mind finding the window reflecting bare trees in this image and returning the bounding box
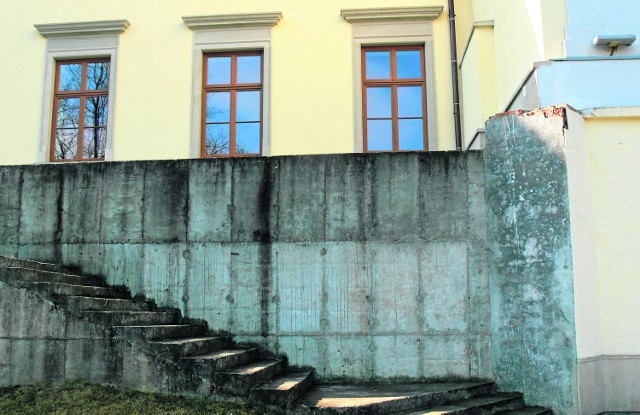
[52,59,109,161]
[202,52,262,157]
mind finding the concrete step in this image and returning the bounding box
[81,310,180,326]
[0,255,72,274]
[396,393,524,414]
[24,281,129,298]
[183,348,260,371]
[298,382,495,415]
[216,359,287,395]
[0,267,104,286]
[149,336,229,357]
[112,324,207,340]
[251,370,315,408]
[60,296,153,312]
[500,407,552,415]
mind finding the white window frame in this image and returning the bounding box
[183,13,282,158]
[342,7,443,152]
[35,20,129,162]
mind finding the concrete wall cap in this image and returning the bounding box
[182,12,283,30]
[34,19,130,37]
[341,6,444,23]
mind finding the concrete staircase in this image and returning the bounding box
[0,255,551,414]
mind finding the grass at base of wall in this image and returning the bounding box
[0,380,282,415]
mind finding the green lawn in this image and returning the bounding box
[0,381,282,415]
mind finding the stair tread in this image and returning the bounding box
[1,267,103,284]
[67,296,140,302]
[183,348,254,360]
[30,281,111,288]
[500,407,551,415]
[82,311,174,315]
[222,359,284,375]
[397,393,523,414]
[150,336,222,345]
[256,371,313,391]
[300,382,493,409]
[113,324,190,328]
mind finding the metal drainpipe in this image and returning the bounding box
[448,0,463,151]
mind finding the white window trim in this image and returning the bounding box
[342,7,443,152]
[183,13,282,158]
[35,20,129,163]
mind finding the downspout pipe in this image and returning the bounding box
[448,0,463,150]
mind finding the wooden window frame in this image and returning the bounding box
[201,50,264,158]
[361,45,428,152]
[50,57,110,162]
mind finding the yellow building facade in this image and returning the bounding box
[0,0,465,165]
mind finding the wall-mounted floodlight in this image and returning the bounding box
[593,34,636,55]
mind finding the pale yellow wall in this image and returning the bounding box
[461,36,482,145]
[454,0,474,60]
[472,0,496,22]
[460,26,497,146]
[584,117,640,356]
[0,0,461,165]
[565,109,600,360]
[492,0,566,109]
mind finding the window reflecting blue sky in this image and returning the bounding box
[367,87,391,118]
[236,123,260,154]
[398,86,423,117]
[237,56,261,84]
[399,119,424,150]
[365,51,391,80]
[396,51,422,79]
[367,119,393,151]
[236,91,261,121]
[207,57,231,85]
[206,92,230,122]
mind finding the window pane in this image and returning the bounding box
[56,98,81,129]
[366,87,392,119]
[59,63,82,91]
[396,51,422,79]
[54,128,78,159]
[399,119,424,151]
[207,57,231,85]
[367,120,392,151]
[85,96,108,127]
[87,62,110,90]
[236,91,261,122]
[236,123,261,154]
[237,55,261,84]
[365,51,391,79]
[397,86,423,118]
[83,127,106,158]
[206,92,230,122]
[205,124,230,155]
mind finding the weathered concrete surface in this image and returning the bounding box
[484,109,579,414]
[0,152,490,381]
[0,277,203,392]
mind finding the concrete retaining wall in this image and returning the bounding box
[0,152,491,381]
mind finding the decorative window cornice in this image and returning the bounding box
[182,12,282,30]
[341,6,444,23]
[34,20,130,38]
